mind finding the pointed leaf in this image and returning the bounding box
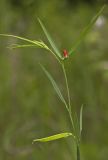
[0,34,52,51]
[69,5,106,55]
[74,111,80,141]
[8,44,41,49]
[8,43,49,50]
[38,18,62,59]
[0,34,49,49]
[40,64,68,109]
[80,105,83,135]
[32,132,75,143]
[0,34,38,44]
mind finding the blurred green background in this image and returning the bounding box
[0,0,108,160]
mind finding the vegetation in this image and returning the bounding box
[0,1,108,160]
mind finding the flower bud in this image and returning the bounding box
[63,49,68,58]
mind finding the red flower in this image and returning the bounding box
[63,49,68,58]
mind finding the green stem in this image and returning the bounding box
[62,63,71,109]
[62,62,80,156]
[61,62,77,138]
[77,145,80,160]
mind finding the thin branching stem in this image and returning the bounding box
[61,62,76,138]
[61,62,80,155]
[62,63,71,108]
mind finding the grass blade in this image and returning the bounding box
[0,34,39,44]
[8,43,49,50]
[38,18,62,59]
[32,132,75,143]
[40,64,68,109]
[0,34,49,49]
[0,34,52,51]
[8,44,42,49]
[80,105,83,135]
[74,111,80,142]
[69,5,106,55]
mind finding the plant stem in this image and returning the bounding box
[62,63,71,110]
[62,62,81,160]
[77,145,80,160]
[61,62,76,136]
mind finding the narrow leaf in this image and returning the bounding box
[32,132,74,143]
[74,111,80,141]
[40,64,68,109]
[8,44,41,49]
[0,34,39,44]
[8,43,49,50]
[69,5,106,55]
[38,18,62,59]
[0,34,49,49]
[0,34,51,51]
[80,105,83,135]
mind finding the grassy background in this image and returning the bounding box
[0,0,108,159]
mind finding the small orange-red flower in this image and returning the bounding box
[63,49,68,58]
